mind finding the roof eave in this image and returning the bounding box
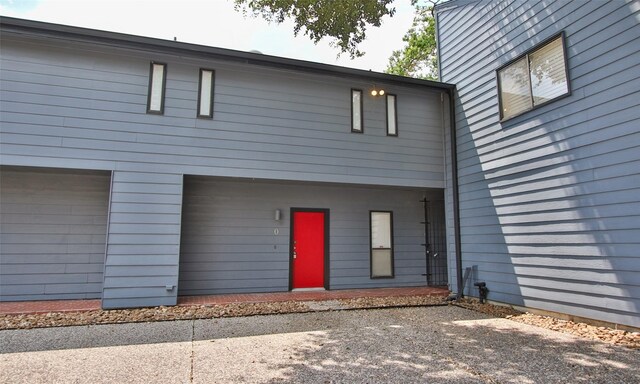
[0,16,455,91]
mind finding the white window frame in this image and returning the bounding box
[147,62,167,114]
[497,32,570,121]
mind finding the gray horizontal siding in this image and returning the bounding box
[0,34,446,189]
[0,166,109,301]
[437,0,640,327]
[179,177,445,295]
[102,171,183,309]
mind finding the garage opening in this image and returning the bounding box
[0,166,110,301]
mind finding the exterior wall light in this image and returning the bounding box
[371,88,385,97]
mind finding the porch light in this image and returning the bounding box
[370,87,385,97]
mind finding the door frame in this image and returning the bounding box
[288,207,330,290]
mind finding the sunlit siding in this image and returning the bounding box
[437,0,640,327]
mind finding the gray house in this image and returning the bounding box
[2,0,638,331]
[436,0,639,329]
[0,17,455,309]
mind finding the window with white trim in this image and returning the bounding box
[147,62,167,114]
[497,33,570,121]
[370,211,394,278]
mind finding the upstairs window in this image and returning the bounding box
[147,62,167,114]
[198,69,215,118]
[386,94,398,136]
[351,89,363,133]
[370,211,394,278]
[497,33,570,121]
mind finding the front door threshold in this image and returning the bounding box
[291,288,326,292]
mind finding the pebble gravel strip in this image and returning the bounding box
[1,295,638,349]
[453,299,640,349]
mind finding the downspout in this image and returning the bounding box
[447,88,463,300]
[435,3,463,300]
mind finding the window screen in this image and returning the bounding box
[529,37,568,105]
[498,33,570,120]
[498,58,532,119]
[370,211,394,278]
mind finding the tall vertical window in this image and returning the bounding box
[147,62,167,114]
[198,69,215,118]
[497,32,570,120]
[386,94,398,136]
[370,211,394,278]
[351,89,363,133]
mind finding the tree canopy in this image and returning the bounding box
[384,4,438,80]
[233,0,439,78]
[234,0,395,58]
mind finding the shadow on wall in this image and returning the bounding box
[453,97,520,304]
[453,0,639,327]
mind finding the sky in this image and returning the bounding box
[0,0,417,72]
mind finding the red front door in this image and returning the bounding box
[292,211,325,289]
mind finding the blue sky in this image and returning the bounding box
[0,0,417,72]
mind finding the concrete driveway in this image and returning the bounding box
[1,306,638,383]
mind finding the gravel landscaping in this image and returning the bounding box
[1,295,638,349]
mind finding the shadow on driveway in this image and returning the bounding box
[1,306,638,383]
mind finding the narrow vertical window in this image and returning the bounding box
[370,211,394,278]
[351,89,363,133]
[147,62,167,114]
[386,94,398,136]
[198,68,215,118]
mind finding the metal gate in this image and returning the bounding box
[421,198,448,286]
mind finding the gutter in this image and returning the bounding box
[0,16,455,92]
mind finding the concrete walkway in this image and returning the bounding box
[1,306,638,383]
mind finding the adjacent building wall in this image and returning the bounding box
[437,0,640,327]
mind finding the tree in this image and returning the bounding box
[384,3,438,80]
[234,0,440,78]
[233,0,395,59]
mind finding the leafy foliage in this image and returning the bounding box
[234,0,395,58]
[385,3,438,80]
